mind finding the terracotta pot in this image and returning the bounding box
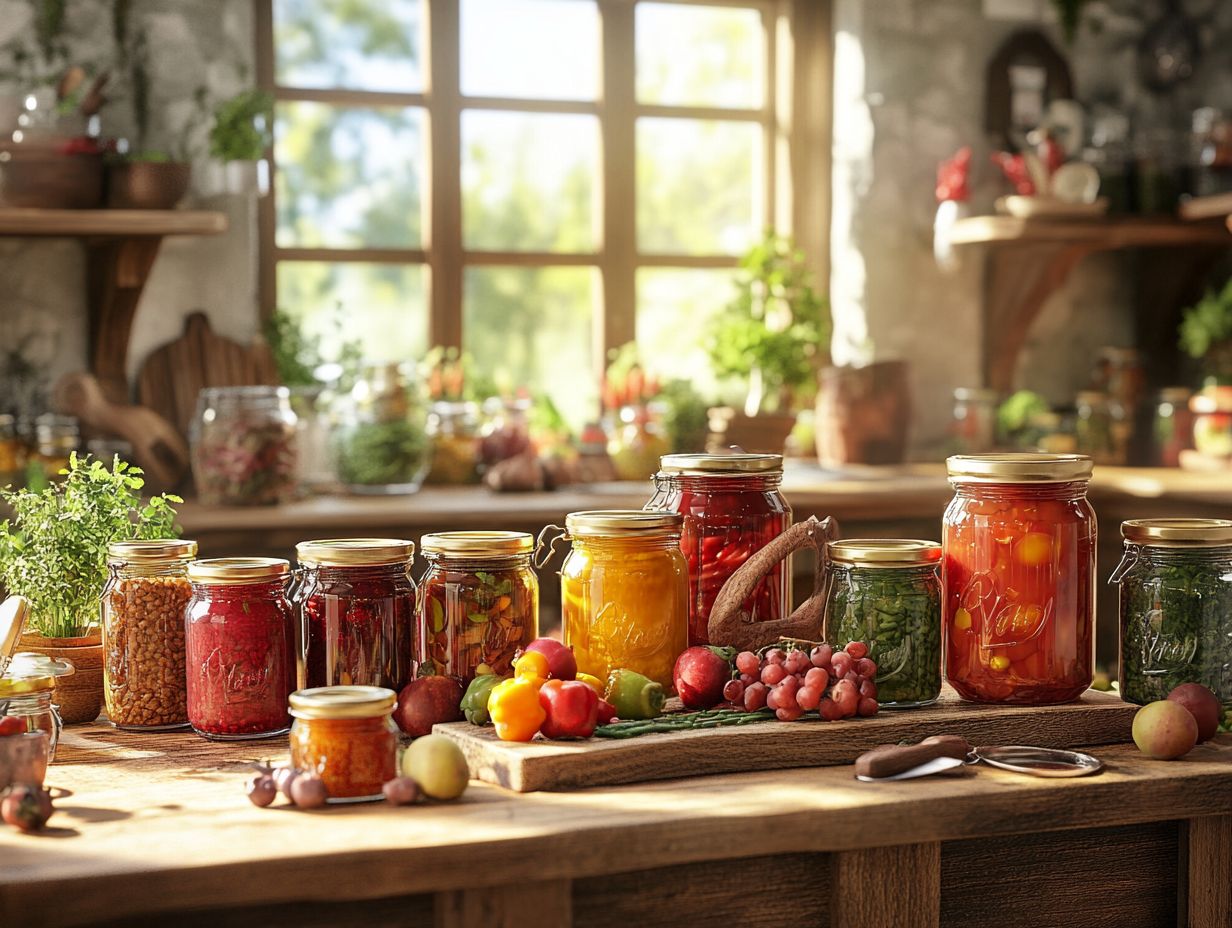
[0,149,103,208]
[706,407,797,454]
[106,161,191,209]
[815,361,912,467]
[18,631,104,724]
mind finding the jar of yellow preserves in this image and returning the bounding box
[555,510,687,690]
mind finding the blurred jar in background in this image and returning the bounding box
[426,400,481,485]
[949,387,999,453]
[0,414,27,486]
[1075,391,1119,465]
[1152,387,1194,467]
[35,414,78,479]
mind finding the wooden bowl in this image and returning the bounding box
[0,149,104,208]
[106,161,191,210]
[18,631,104,724]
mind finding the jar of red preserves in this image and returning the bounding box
[293,539,415,692]
[647,453,791,645]
[943,454,1096,704]
[416,532,538,683]
[185,558,296,739]
[288,686,398,803]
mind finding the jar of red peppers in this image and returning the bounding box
[647,453,791,645]
[293,539,416,692]
[289,686,398,803]
[416,532,538,683]
[185,558,296,740]
[943,454,1096,704]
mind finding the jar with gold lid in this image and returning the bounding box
[288,685,399,803]
[1,597,73,765]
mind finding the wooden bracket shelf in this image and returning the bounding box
[0,207,228,400]
[950,215,1232,391]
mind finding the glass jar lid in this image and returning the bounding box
[0,650,75,696]
[289,685,397,720]
[187,557,291,585]
[296,538,416,567]
[420,531,532,558]
[657,453,782,475]
[566,510,683,537]
[108,539,199,566]
[1121,518,1232,547]
[828,539,942,568]
[947,453,1093,484]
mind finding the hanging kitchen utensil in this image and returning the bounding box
[855,734,1103,781]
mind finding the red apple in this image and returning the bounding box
[1167,683,1221,744]
[394,676,464,737]
[673,646,735,709]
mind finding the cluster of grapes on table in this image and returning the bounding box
[723,642,880,721]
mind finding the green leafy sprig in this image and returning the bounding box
[0,455,181,639]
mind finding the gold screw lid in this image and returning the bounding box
[1121,518,1232,547]
[0,650,75,697]
[657,453,783,475]
[296,538,415,567]
[420,531,532,558]
[289,685,397,720]
[828,539,942,567]
[107,539,199,565]
[187,557,291,585]
[565,510,683,537]
[947,453,1093,484]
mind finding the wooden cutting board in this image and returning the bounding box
[136,311,279,439]
[434,686,1138,792]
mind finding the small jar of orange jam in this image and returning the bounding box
[288,686,398,803]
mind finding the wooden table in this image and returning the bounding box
[2,723,1229,927]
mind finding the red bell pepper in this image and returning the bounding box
[538,679,599,739]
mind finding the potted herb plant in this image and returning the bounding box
[1179,279,1232,460]
[202,88,273,195]
[0,455,180,723]
[706,233,829,453]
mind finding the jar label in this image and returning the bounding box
[1136,610,1197,673]
[958,571,1053,651]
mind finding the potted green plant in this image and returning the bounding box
[0,455,180,722]
[203,88,273,195]
[706,233,830,453]
[1179,279,1232,460]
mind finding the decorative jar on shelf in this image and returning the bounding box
[190,386,298,506]
[333,363,431,494]
[425,400,481,485]
[608,404,669,482]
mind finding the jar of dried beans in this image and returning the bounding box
[416,532,538,683]
[101,540,197,730]
[185,558,296,740]
[289,685,398,802]
[294,538,416,692]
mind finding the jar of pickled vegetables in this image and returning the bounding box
[416,532,538,683]
[333,363,432,494]
[426,401,481,485]
[102,540,197,731]
[1112,519,1232,708]
[648,453,791,646]
[293,539,416,692]
[288,686,398,803]
[556,511,688,689]
[943,454,1096,704]
[825,539,942,708]
[191,386,298,506]
[185,558,296,740]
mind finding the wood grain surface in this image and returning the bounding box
[435,687,1138,792]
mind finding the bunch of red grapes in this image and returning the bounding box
[723,642,879,722]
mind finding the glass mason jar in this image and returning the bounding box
[943,454,1096,704]
[1112,519,1232,708]
[0,656,69,767]
[425,400,481,485]
[333,363,432,494]
[0,413,27,488]
[949,388,1000,454]
[35,413,78,480]
[1190,386,1232,459]
[416,532,538,683]
[1153,387,1194,467]
[294,539,416,693]
[190,386,298,506]
[478,396,532,470]
[101,540,197,731]
[825,539,942,708]
[288,686,399,803]
[1075,391,1117,464]
[647,453,791,646]
[609,405,670,482]
[556,510,688,689]
[185,558,296,740]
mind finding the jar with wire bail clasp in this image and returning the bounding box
[101,539,197,731]
[294,538,416,693]
[0,597,73,786]
[288,685,399,803]
[416,532,538,683]
[825,540,942,708]
[1112,519,1232,711]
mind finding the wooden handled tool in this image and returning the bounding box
[854,735,973,780]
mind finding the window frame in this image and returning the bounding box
[256,0,831,392]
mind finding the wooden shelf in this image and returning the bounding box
[950,214,1232,247]
[0,207,228,400]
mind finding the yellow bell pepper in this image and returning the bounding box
[575,672,604,695]
[513,650,550,680]
[487,676,546,742]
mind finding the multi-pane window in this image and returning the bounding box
[263,0,810,426]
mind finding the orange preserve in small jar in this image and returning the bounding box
[288,686,398,803]
[943,454,1096,704]
[558,510,688,689]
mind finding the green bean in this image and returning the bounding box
[593,708,775,738]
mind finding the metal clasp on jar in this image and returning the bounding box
[533,524,570,570]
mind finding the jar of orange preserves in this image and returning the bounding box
[288,686,398,803]
[555,511,688,690]
[942,454,1096,704]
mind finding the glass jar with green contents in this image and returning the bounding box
[1112,519,1232,710]
[825,539,942,708]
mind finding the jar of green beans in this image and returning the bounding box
[824,540,942,708]
[1112,519,1232,709]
